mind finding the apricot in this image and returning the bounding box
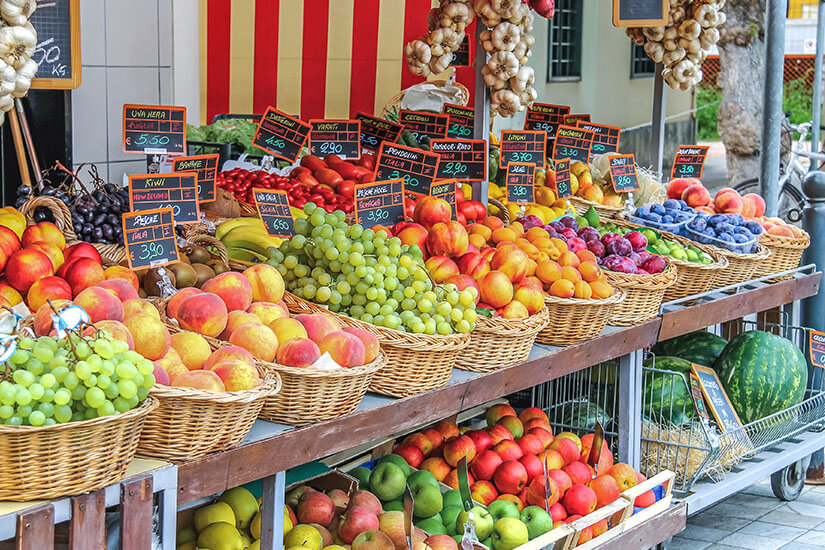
[73,286,124,323]
[482,217,504,231]
[525,227,547,242]
[122,298,161,321]
[123,313,171,360]
[229,322,279,362]
[536,260,563,285]
[268,317,308,344]
[6,248,54,292]
[468,233,486,250]
[558,251,580,268]
[478,271,514,308]
[176,292,229,338]
[342,327,380,364]
[276,337,321,368]
[533,237,553,250]
[97,279,139,302]
[499,299,529,319]
[573,281,592,299]
[203,346,255,370]
[170,331,213,370]
[575,250,598,264]
[0,283,22,306]
[26,276,71,312]
[561,266,582,283]
[242,264,285,303]
[166,287,203,320]
[589,280,614,299]
[578,261,602,283]
[509,222,524,237]
[550,238,568,254]
[519,242,540,261]
[247,301,288,325]
[469,224,492,242]
[319,330,367,367]
[549,279,575,298]
[491,227,516,244]
[294,313,342,344]
[514,279,545,315]
[172,369,225,392]
[104,265,140,291]
[202,272,254,312]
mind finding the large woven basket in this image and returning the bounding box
[186,233,230,265]
[570,196,624,220]
[756,231,810,282]
[488,197,510,224]
[537,289,624,346]
[0,397,157,501]
[604,263,678,326]
[258,353,386,426]
[710,244,772,289]
[283,292,471,397]
[380,81,470,121]
[137,366,279,462]
[456,306,549,372]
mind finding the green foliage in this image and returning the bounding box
[696,85,721,141]
[784,74,814,127]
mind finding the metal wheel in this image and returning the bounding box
[734,178,806,224]
[771,456,811,501]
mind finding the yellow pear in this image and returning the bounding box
[194,502,235,533]
[250,508,292,540]
[219,487,260,530]
[197,521,244,550]
[284,524,322,549]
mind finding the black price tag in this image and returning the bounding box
[810,330,825,368]
[577,121,622,156]
[252,106,312,163]
[173,154,219,203]
[253,188,295,237]
[122,104,186,155]
[308,119,361,159]
[506,163,535,204]
[554,158,573,199]
[129,173,200,224]
[451,34,470,66]
[499,130,546,169]
[431,139,487,181]
[609,154,641,192]
[356,112,404,152]
[354,178,406,229]
[524,103,570,141]
[553,125,595,163]
[399,110,449,143]
[443,104,475,138]
[671,145,709,179]
[564,114,590,125]
[431,179,458,220]
[691,364,750,441]
[375,142,440,197]
[122,207,180,270]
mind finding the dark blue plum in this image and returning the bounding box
[635,206,651,218]
[733,233,750,243]
[744,221,763,235]
[708,214,726,226]
[662,215,675,224]
[650,203,666,215]
[663,199,681,210]
[647,213,663,223]
[718,232,735,243]
[690,217,708,232]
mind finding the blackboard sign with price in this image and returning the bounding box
[431,179,458,220]
[354,179,406,229]
[524,103,570,141]
[253,107,312,163]
[123,105,186,155]
[431,139,487,181]
[609,154,641,192]
[691,363,749,441]
[671,145,709,179]
[500,131,547,169]
[577,122,622,156]
[554,159,573,199]
[129,173,200,224]
[399,110,449,142]
[308,120,361,159]
[442,104,475,139]
[810,330,825,369]
[553,125,595,163]
[122,208,180,270]
[173,154,219,203]
[564,114,590,126]
[375,142,440,197]
[30,0,82,89]
[506,163,536,204]
[356,112,404,152]
[613,0,668,27]
[253,189,295,237]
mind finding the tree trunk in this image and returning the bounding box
[717,0,766,186]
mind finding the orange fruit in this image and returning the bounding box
[576,250,598,264]
[549,279,575,298]
[526,227,548,242]
[573,281,592,299]
[520,242,540,259]
[536,260,562,285]
[550,238,568,254]
[589,280,614,299]
[561,266,582,283]
[547,247,561,261]
[578,261,602,283]
[483,217,504,231]
[558,251,581,268]
[526,259,537,277]
[492,228,517,244]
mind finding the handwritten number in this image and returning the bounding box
[138,242,164,261]
[319,142,343,154]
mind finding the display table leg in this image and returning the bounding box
[618,350,643,470]
[261,471,286,550]
[15,503,54,550]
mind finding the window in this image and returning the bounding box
[631,43,656,78]
[547,0,583,81]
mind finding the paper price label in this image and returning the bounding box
[375,142,440,197]
[356,112,404,152]
[443,104,475,138]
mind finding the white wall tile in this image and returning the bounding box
[160,67,172,106]
[106,67,161,162]
[71,67,108,164]
[108,159,151,185]
[158,0,173,66]
[104,0,159,66]
[79,0,106,66]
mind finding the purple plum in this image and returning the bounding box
[624,231,648,253]
[578,227,601,243]
[601,232,622,247]
[559,227,578,240]
[549,221,565,232]
[641,255,667,274]
[610,256,638,274]
[587,240,606,258]
[559,216,578,230]
[606,238,633,257]
[567,237,587,253]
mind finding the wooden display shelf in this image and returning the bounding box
[591,502,687,550]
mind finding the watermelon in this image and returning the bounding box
[713,330,807,425]
[643,356,694,422]
[559,402,611,432]
[652,330,728,367]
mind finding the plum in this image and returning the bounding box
[606,237,633,257]
[641,255,667,274]
[602,254,622,270]
[559,216,578,230]
[718,233,735,243]
[663,199,681,210]
[634,206,651,218]
[566,237,587,253]
[559,227,578,240]
[744,221,763,235]
[647,213,663,223]
[733,233,751,243]
[523,215,543,227]
[662,215,675,224]
[637,268,650,274]
[601,232,622,247]
[637,251,652,263]
[549,221,565,232]
[624,231,648,253]
[610,256,638,274]
[689,217,708,232]
[678,200,690,210]
[708,214,726,227]
[587,240,606,258]
[578,227,601,243]
[650,204,666,215]
[629,251,642,266]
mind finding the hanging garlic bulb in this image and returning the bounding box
[12,57,36,97]
[0,59,16,95]
[0,22,36,69]
[0,0,36,27]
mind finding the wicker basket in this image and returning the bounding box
[488,197,510,224]
[710,244,772,289]
[604,263,678,326]
[186,234,230,265]
[569,196,624,220]
[137,366,279,462]
[282,292,471,397]
[258,353,386,426]
[756,231,810,282]
[20,195,77,241]
[0,397,157,501]
[537,289,624,346]
[456,306,549,372]
[380,81,470,120]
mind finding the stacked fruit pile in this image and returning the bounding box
[216,216,286,265]
[177,486,265,549]
[486,171,572,225]
[569,162,624,209]
[137,243,232,297]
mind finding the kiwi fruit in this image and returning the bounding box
[206,258,230,275]
[143,268,176,296]
[178,254,191,264]
[192,263,216,287]
[182,245,211,265]
[168,262,198,289]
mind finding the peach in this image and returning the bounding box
[714,190,744,214]
[209,359,262,391]
[63,257,104,296]
[0,283,22,306]
[478,271,514,308]
[498,300,529,319]
[22,222,65,250]
[170,331,213,370]
[73,286,124,323]
[26,276,71,311]
[229,322,279,362]
[33,299,70,336]
[6,248,53,292]
[30,241,64,271]
[396,223,429,253]
[427,221,469,258]
[172,369,225,391]
[247,301,288,325]
[276,337,322,367]
[123,313,171,360]
[320,330,367,367]
[268,317,307,342]
[0,225,20,257]
[84,320,134,350]
[122,298,160,321]
[104,265,140,291]
[513,278,543,315]
[63,242,101,265]
[457,251,491,280]
[176,292,228,337]
[743,193,766,217]
[491,245,529,283]
[342,327,380,364]
[667,178,695,200]
[166,287,203,320]
[153,363,170,385]
[97,279,139,302]
[155,357,187,382]
[445,275,480,303]
[681,184,711,208]
[425,256,459,283]
[203,345,255,370]
[768,224,796,237]
[294,313,342,344]
[202,272,254,311]
[413,196,452,229]
[242,263,285,303]
[219,310,261,339]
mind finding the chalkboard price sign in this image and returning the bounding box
[173,154,219,203]
[577,121,622,156]
[129,173,200,224]
[122,207,180,270]
[564,114,590,126]
[451,34,471,66]
[354,178,406,229]
[609,154,641,193]
[554,159,573,199]
[356,112,405,152]
[123,105,187,155]
[308,119,361,159]
[253,189,295,237]
[399,110,449,143]
[252,107,312,163]
[431,179,458,220]
[506,163,536,204]
[671,145,709,179]
[30,0,81,90]
[553,125,595,163]
[690,363,748,438]
[499,131,547,169]
[613,0,668,27]
[689,373,710,420]
[431,139,487,181]
[524,103,570,141]
[810,330,825,369]
[375,142,440,197]
[442,104,475,139]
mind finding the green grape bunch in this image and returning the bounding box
[0,330,156,426]
[264,203,477,336]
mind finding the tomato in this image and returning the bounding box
[297,173,320,187]
[470,200,487,220]
[300,155,327,171]
[356,154,376,170]
[404,200,415,221]
[360,171,376,183]
[338,180,356,197]
[459,201,478,222]
[324,154,344,166]
[456,210,467,226]
[333,161,359,180]
[314,168,344,187]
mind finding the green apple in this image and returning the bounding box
[383,499,404,512]
[487,500,520,522]
[407,470,439,490]
[350,467,372,488]
[519,506,553,540]
[378,454,411,478]
[456,506,494,541]
[416,517,447,535]
[451,534,463,545]
[482,537,492,548]
[369,462,406,501]
[442,489,463,510]
[491,518,528,550]
[441,506,462,535]
[412,482,443,518]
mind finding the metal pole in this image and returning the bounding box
[473,19,490,206]
[650,63,666,175]
[617,350,643,470]
[760,0,787,216]
[810,0,825,162]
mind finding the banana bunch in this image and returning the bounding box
[216,217,283,264]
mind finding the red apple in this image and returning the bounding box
[470,450,503,481]
[493,460,528,495]
[466,429,494,453]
